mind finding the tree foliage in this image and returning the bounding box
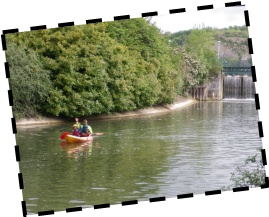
[106,18,183,104]
[181,49,207,92]
[5,42,52,119]
[184,28,222,78]
[6,19,183,118]
[6,19,237,119]
[168,27,222,94]
[169,25,250,67]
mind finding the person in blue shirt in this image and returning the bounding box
[79,119,93,137]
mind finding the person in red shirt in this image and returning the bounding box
[72,124,80,137]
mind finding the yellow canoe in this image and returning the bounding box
[65,134,94,143]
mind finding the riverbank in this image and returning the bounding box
[16,96,196,127]
[92,96,196,120]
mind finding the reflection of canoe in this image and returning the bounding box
[60,141,93,159]
[65,134,94,143]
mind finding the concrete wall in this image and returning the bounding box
[207,74,224,100]
[189,73,223,101]
[189,85,207,101]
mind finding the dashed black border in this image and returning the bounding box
[11,117,17,134]
[58,22,75,28]
[254,93,260,110]
[225,1,242,7]
[18,173,24,189]
[233,186,249,192]
[86,18,103,24]
[38,210,54,216]
[121,200,138,206]
[251,66,257,82]
[149,196,166,202]
[21,201,27,217]
[114,15,130,21]
[2,1,268,216]
[169,8,186,14]
[205,190,221,196]
[177,193,193,199]
[197,4,214,11]
[30,25,47,31]
[8,89,13,106]
[66,207,82,213]
[94,203,110,209]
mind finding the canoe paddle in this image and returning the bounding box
[60,132,70,140]
[93,132,104,136]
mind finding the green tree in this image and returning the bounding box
[106,18,167,60]
[6,20,183,118]
[167,30,192,46]
[5,42,52,119]
[181,48,207,93]
[169,25,251,69]
[184,28,222,78]
[106,18,183,104]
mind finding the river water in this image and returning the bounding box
[17,100,262,214]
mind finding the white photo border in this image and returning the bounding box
[1,1,268,217]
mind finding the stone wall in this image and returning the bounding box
[207,74,224,100]
[189,74,224,101]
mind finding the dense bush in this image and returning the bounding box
[5,42,52,119]
[6,19,236,119]
[6,19,183,118]
[106,18,183,104]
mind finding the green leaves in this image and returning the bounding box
[184,28,221,77]
[104,18,181,108]
[6,19,184,118]
[222,150,266,190]
[6,42,53,119]
[181,49,207,92]
[167,27,222,94]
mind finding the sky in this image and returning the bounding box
[151,6,246,33]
